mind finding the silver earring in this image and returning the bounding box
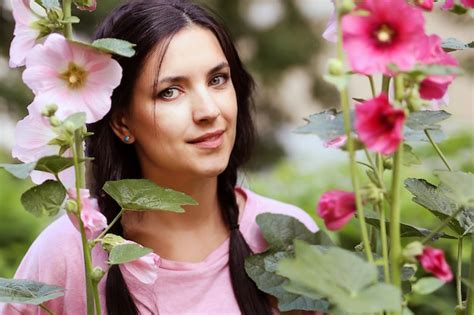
[124,135,131,143]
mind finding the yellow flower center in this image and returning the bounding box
[60,62,88,89]
[376,24,394,44]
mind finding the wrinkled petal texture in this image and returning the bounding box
[9,0,41,67]
[342,0,427,75]
[122,252,161,284]
[317,190,356,231]
[23,33,122,123]
[355,93,405,155]
[67,188,107,239]
[417,247,453,282]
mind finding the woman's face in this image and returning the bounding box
[118,26,238,182]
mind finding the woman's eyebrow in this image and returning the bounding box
[158,61,229,84]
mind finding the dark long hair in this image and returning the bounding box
[87,1,272,314]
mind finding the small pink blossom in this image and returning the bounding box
[417,35,458,101]
[122,252,160,284]
[417,247,453,282]
[317,190,356,231]
[355,93,405,155]
[323,135,347,148]
[342,0,428,75]
[74,0,97,11]
[9,0,45,68]
[67,188,107,239]
[415,0,434,11]
[23,33,122,123]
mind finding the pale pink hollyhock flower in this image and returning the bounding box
[355,93,405,155]
[9,0,46,68]
[415,0,434,11]
[417,247,453,282]
[317,190,356,231]
[322,1,337,43]
[74,0,97,11]
[122,252,161,284]
[67,188,107,239]
[417,35,458,101]
[323,135,347,148]
[342,0,428,75]
[23,33,122,123]
[31,166,76,188]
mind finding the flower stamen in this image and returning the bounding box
[375,24,394,44]
[60,62,88,89]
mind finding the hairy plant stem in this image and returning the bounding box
[457,238,464,308]
[467,234,474,314]
[424,129,453,171]
[389,76,404,315]
[335,0,373,263]
[62,0,73,40]
[71,133,96,315]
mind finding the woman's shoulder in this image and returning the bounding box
[238,187,318,253]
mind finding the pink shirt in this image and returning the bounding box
[0,188,318,314]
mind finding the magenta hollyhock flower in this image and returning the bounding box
[342,0,428,75]
[441,0,454,9]
[122,252,161,284]
[67,188,107,239]
[355,93,405,155]
[317,190,356,231]
[9,0,45,68]
[415,0,434,11]
[417,247,453,282]
[461,0,474,7]
[23,33,122,123]
[417,35,458,101]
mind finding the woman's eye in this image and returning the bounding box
[159,88,180,100]
[210,74,228,86]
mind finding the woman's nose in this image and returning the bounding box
[192,87,221,123]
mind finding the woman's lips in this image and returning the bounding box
[189,131,224,149]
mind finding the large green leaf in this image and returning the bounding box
[103,179,197,212]
[0,278,64,305]
[294,109,353,141]
[91,38,136,57]
[0,162,36,179]
[278,242,401,313]
[405,110,451,131]
[402,144,421,167]
[434,170,474,207]
[442,37,474,52]
[363,212,456,241]
[245,213,331,312]
[108,243,153,265]
[21,180,66,217]
[404,178,474,236]
[412,277,445,295]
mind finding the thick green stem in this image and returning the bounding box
[368,75,376,97]
[62,0,73,39]
[424,129,453,171]
[389,148,403,292]
[457,237,464,308]
[467,235,474,314]
[378,202,390,283]
[382,76,391,94]
[71,133,95,315]
[335,0,373,263]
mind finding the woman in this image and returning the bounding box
[1,0,317,314]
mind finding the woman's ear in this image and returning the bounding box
[110,112,135,144]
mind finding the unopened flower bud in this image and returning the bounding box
[361,182,382,204]
[91,266,105,282]
[65,199,78,213]
[403,241,424,263]
[355,242,364,252]
[383,157,393,170]
[64,121,76,134]
[339,0,355,15]
[328,58,344,76]
[49,116,61,127]
[41,104,58,117]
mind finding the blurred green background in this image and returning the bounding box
[0,1,473,314]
